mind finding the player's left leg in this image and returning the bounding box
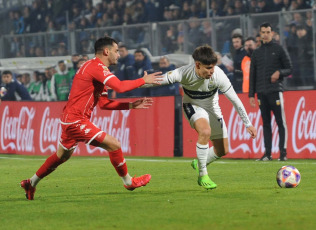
[21,145,74,200]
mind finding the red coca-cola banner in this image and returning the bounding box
[0,97,175,157]
[183,90,316,159]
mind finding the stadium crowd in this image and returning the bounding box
[1,0,315,101]
[5,0,315,37]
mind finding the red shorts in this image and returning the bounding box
[59,119,106,150]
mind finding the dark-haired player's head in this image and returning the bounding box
[94,36,118,55]
[192,45,217,65]
[94,36,119,66]
[192,45,217,79]
[259,22,273,44]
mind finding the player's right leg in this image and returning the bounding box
[21,145,73,200]
[192,118,217,189]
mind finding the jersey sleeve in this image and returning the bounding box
[215,67,232,93]
[105,76,145,93]
[98,96,129,110]
[224,87,252,128]
[140,67,183,88]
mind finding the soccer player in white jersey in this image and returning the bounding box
[146,45,257,189]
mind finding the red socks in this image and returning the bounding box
[36,153,66,178]
[109,149,128,177]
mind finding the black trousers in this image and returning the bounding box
[257,92,288,157]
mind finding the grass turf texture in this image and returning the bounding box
[1,155,316,230]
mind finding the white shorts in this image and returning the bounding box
[183,103,228,140]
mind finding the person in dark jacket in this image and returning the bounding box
[1,70,32,101]
[112,44,135,98]
[149,56,179,96]
[130,49,153,97]
[249,22,292,161]
[231,33,247,93]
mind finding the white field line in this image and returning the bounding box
[0,155,315,164]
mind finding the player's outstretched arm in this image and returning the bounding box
[142,71,163,85]
[247,126,257,139]
[130,97,153,109]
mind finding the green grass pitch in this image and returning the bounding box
[1,154,316,230]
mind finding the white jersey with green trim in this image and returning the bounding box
[161,64,252,128]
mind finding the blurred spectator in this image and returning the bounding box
[131,49,153,96]
[201,20,212,44]
[215,52,230,76]
[296,25,314,85]
[272,0,285,12]
[35,46,45,57]
[28,71,42,100]
[150,56,179,96]
[71,54,81,72]
[21,73,31,89]
[209,0,224,17]
[23,6,32,33]
[249,0,260,13]
[286,23,300,83]
[29,0,45,33]
[231,33,247,93]
[297,0,311,9]
[0,70,32,101]
[180,1,191,19]
[282,0,292,10]
[57,42,67,56]
[51,60,75,101]
[234,0,247,15]
[81,54,90,61]
[162,25,178,54]
[76,58,86,69]
[257,0,271,13]
[112,44,135,98]
[38,66,57,101]
[241,37,257,93]
[187,17,205,53]
[13,10,25,34]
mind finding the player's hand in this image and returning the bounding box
[249,97,256,108]
[131,97,154,109]
[271,70,280,83]
[142,71,163,85]
[247,126,257,139]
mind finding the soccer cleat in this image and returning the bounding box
[278,156,288,161]
[191,159,199,174]
[198,175,217,190]
[20,179,36,200]
[124,174,151,191]
[256,155,272,161]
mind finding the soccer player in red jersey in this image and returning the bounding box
[21,36,163,200]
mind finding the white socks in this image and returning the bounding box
[196,145,221,177]
[30,174,41,187]
[207,146,220,165]
[121,173,132,186]
[196,143,209,177]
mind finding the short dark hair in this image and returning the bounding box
[192,45,217,65]
[231,33,243,40]
[2,70,12,76]
[94,36,118,54]
[245,37,256,43]
[260,22,273,31]
[134,49,145,56]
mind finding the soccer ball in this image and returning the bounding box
[0,87,7,97]
[276,165,301,188]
